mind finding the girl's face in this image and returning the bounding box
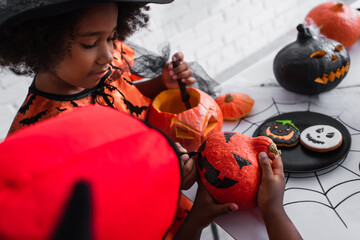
[44,3,118,93]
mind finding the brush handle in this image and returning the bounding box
[179,151,200,158]
[172,60,191,109]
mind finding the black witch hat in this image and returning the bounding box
[0,0,173,29]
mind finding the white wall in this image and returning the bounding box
[128,0,353,79]
[0,0,355,140]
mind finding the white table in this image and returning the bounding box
[184,3,360,239]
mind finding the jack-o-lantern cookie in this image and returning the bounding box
[258,120,300,147]
[300,125,343,152]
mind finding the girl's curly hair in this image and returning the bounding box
[0,3,150,74]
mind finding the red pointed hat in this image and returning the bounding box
[0,105,181,239]
[0,0,174,29]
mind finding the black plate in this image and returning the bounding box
[252,111,351,172]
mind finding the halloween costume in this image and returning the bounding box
[0,105,182,239]
[7,41,151,135]
[2,1,205,238]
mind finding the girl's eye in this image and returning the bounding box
[107,34,117,42]
[81,43,97,49]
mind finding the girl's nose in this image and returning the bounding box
[97,43,114,65]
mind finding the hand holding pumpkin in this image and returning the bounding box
[188,181,239,229]
[257,152,285,219]
[181,156,197,190]
[161,52,196,89]
[256,152,303,240]
[173,181,238,240]
[175,142,197,190]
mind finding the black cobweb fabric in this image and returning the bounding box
[126,41,220,98]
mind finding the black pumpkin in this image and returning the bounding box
[273,24,350,95]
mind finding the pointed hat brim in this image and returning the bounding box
[0,0,173,29]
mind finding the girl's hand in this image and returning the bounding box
[257,152,286,219]
[173,181,237,240]
[162,52,196,89]
[189,181,239,229]
[175,143,197,190]
[257,153,303,240]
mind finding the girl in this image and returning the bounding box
[0,0,198,237]
[0,1,195,135]
[0,1,302,239]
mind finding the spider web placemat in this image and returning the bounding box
[215,82,360,240]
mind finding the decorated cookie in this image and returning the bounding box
[258,120,300,147]
[300,125,343,152]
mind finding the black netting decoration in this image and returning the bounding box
[126,40,220,98]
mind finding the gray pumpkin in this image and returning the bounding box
[273,24,350,95]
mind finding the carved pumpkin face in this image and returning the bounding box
[273,24,350,95]
[147,87,223,152]
[197,131,280,210]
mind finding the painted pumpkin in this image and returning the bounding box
[197,131,280,210]
[147,87,223,152]
[273,24,350,95]
[305,2,360,49]
[215,93,254,121]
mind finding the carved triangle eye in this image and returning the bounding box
[310,51,327,59]
[204,115,217,136]
[326,132,335,138]
[175,126,196,139]
[316,128,324,133]
[332,55,338,62]
[334,45,343,52]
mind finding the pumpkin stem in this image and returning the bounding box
[337,2,344,7]
[268,142,281,159]
[296,24,314,43]
[224,93,234,102]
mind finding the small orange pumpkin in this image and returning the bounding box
[215,93,254,121]
[197,131,280,210]
[147,87,223,152]
[305,2,360,49]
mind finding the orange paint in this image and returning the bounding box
[266,126,294,140]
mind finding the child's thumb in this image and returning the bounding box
[213,203,238,218]
[258,152,272,176]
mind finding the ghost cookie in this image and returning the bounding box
[258,120,300,147]
[300,125,343,152]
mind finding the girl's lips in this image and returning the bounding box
[91,70,108,79]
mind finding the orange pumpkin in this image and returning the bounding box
[305,2,360,49]
[147,87,223,152]
[215,93,254,121]
[197,131,280,210]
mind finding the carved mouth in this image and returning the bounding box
[306,133,324,144]
[314,62,350,85]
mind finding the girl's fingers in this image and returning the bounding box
[173,61,190,74]
[172,52,184,62]
[258,152,273,179]
[183,157,195,174]
[272,156,285,177]
[175,142,187,153]
[210,202,239,219]
[181,77,196,85]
